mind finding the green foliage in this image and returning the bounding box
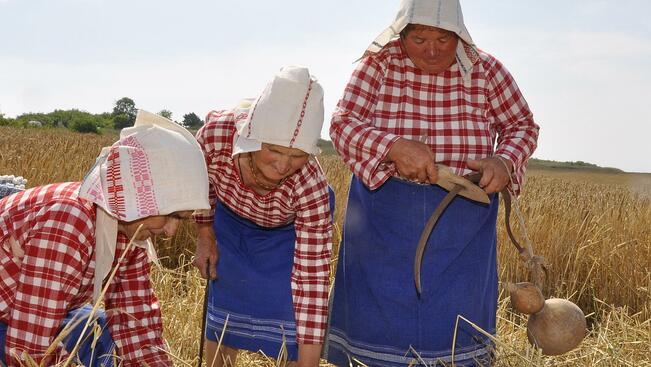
[182,112,203,129]
[158,109,173,119]
[112,97,137,128]
[0,113,12,126]
[9,109,110,132]
[49,109,75,127]
[0,117,19,127]
[95,112,114,128]
[15,113,54,127]
[68,114,99,133]
[2,97,140,133]
[51,109,110,129]
[2,98,132,132]
[112,113,132,130]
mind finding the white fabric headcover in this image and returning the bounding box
[364,0,478,79]
[233,65,325,156]
[79,110,210,301]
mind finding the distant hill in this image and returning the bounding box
[318,139,624,173]
[528,158,624,173]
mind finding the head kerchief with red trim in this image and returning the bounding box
[232,65,325,156]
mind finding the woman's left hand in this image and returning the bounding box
[466,156,513,194]
[193,223,218,279]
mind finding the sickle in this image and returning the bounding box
[413,169,527,296]
[198,260,211,367]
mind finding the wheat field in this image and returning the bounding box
[1,126,650,366]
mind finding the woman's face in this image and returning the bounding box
[252,143,310,182]
[401,25,459,74]
[118,211,193,241]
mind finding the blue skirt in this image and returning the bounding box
[325,176,498,367]
[206,191,334,361]
[0,305,115,366]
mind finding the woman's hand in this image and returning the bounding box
[386,138,438,184]
[466,156,513,194]
[193,223,218,279]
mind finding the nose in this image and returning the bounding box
[425,42,438,57]
[275,156,291,175]
[163,218,181,237]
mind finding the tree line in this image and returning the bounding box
[0,97,204,133]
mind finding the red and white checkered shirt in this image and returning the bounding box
[330,39,539,195]
[194,111,333,344]
[0,182,171,366]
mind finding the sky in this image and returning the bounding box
[1,0,650,173]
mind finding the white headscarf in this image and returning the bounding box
[232,65,325,156]
[364,0,479,81]
[79,110,210,300]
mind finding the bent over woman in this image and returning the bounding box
[0,111,210,366]
[193,66,334,367]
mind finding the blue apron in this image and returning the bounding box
[1,305,115,366]
[325,176,498,367]
[205,189,334,361]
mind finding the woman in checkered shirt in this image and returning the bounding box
[0,111,210,366]
[192,66,333,367]
[324,1,539,366]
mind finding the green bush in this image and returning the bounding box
[0,115,21,127]
[113,113,133,130]
[69,116,99,133]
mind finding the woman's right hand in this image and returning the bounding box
[193,223,218,279]
[386,137,438,184]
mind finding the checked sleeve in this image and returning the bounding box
[104,242,171,366]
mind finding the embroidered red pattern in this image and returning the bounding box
[289,79,314,148]
[122,136,158,217]
[106,146,126,218]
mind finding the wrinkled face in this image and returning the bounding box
[401,24,459,74]
[118,211,193,241]
[253,143,310,182]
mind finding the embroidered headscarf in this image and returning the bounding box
[232,65,325,156]
[79,110,210,300]
[364,0,479,81]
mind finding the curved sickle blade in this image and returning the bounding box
[414,185,463,296]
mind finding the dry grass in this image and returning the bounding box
[2,126,650,366]
[0,126,118,186]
